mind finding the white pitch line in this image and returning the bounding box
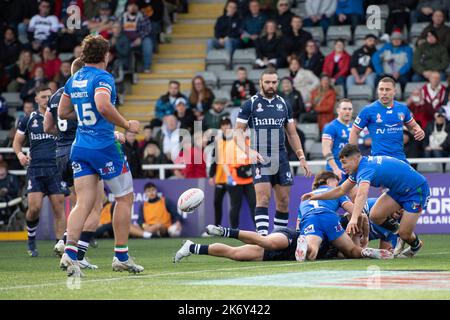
[0,259,336,291]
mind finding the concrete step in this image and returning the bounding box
[137,72,196,81]
[168,38,209,45]
[154,57,205,64]
[191,0,225,3]
[172,23,214,34]
[125,94,160,103]
[175,18,216,24]
[158,43,206,53]
[187,3,224,15]
[171,31,212,39]
[132,82,189,95]
[154,52,206,60]
[152,62,205,73]
[120,105,155,114]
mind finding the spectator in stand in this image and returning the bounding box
[139,0,165,53]
[423,108,450,157]
[7,50,35,93]
[260,0,276,17]
[174,97,196,134]
[241,0,267,48]
[384,0,418,37]
[14,1,40,45]
[37,46,62,82]
[413,0,450,23]
[412,30,449,82]
[274,0,294,35]
[403,130,422,162]
[20,66,47,102]
[407,88,432,128]
[0,0,37,35]
[109,22,131,70]
[154,80,187,127]
[15,101,35,127]
[141,143,171,178]
[304,0,337,36]
[331,0,364,35]
[54,61,71,88]
[53,0,84,20]
[0,161,20,225]
[282,15,312,67]
[28,0,60,52]
[418,9,450,54]
[346,34,377,91]
[155,114,181,161]
[130,182,183,238]
[176,132,207,179]
[188,75,215,116]
[121,1,153,73]
[202,98,231,132]
[138,125,158,150]
[230,67,257,106]
[72,45,82,62]
[299,40,325,77]
[288,57,301,78]
[84,0,107,20]
[421,71,447,122]
[123,130,143,178]
[0,95,11,130]
[0,28,22,70]
[293,57,320,103]
[207,0,241,58]
[254,20,283,68]
[279,77,305,121]
[48,80,58,94]
[88,2,116,39]
[322,39,351,89]
[372,29,413,90]
[310,74,337,132]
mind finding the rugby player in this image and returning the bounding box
[13,85,67,257]
[57,35,142,277]
[234,69,311,236]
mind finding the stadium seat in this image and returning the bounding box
[347,85,373,100]
[277,68,290,79]
[58,52,73,61]
[232,64,254,71]
[405,82,426,97]
[345,45,357,56]
[304,138,315,153]
[326,25,352,46]
[220,84,232,93]
[298,123,319,140]
[308,142,323,160]
[206,64,227,73]
[212,89,231,101]
[304,26,324,44]
[248,69,262,83]
[417,163,443,173]
[218,70,238,86]
[354,25,380,41]
[352,99,370,115]
[291,2,306,18]
[206,49,230,69]
[196,71,218,88]
[335,85,345,99]
[0,130,9,141]
[410,22,429,39]
[232,49,256,66]
[1,92,22,108]
[320,46,333,57]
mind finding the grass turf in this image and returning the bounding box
[0,235,449,300]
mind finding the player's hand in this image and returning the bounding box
[346,218,359,236]
[333,168,344,180]
[114,131,126,144]
[248,148,265,164]
[18,153,31,167]
[301,192,315,201]
[127,120,141,134]
[300,158,312,177]
[413,126,425,141]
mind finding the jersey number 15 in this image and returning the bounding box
[75,103,97,126]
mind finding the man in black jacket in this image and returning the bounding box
[346,34,377,91]
[282,15,312,67]
[207,0,242,58]
[123,131,143,178]
[230,67,257,106]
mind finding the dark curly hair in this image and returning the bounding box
[312,171,339,190]
[80,35,110,64]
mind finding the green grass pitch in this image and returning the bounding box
[1,235,450,300]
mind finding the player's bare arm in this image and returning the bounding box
[302,179,355,201]
[322,138,343,179]
[43,110,57,135]
[234,121,264,163]
[95,93,140,133]
[58,93,77,120]
[349,126,361,145]
[12,131,30,166]
[347,182,370,236]
[405,119,425,141]
[285,121,311,177]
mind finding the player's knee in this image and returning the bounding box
[256,194,270,207]
[398,229,414,241]
[116,192,134,206]
[369,215,384,226]
[28,205,42,217]
[307,248,318,261]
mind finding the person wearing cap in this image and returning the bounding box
[173,97,195,134]
[412,30,449,82]
[154,80,187,127]
[346,34,377,91]
[372,29,413,90]
[202,98,231,132]
[423,108,450,158]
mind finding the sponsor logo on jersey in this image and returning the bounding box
[99,161,115,175]
[376,113,383,123]
[341,129,347,138]
[303,224,315,234]
[276,104,284,111]
[355,116,361,125]
[335,224,343,232]
[256,103,263,112]
[253,117,286,126]
[27,180,32,190]
[30,132,57,140]
[254,167,261,179]
[72,80,88,88]
[398,112,405,121]
[32,119,39,127]
[99,82,112,91]
[70,92,88,98]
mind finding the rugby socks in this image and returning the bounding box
[380,217,400,233]
[26,218,39,242]
[255,207,269,236]
[222,227,239,239]
[189,244,209,255]
[62,231,67,244]
[77,231,95,261]
[64,241,78,260]
[114,245,129,262]
[408,236,422,252]
[274,211,289,230]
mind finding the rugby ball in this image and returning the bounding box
[177,188,204,212]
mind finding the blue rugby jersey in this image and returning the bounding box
[322,118,352,171]
[298,186,351,220]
